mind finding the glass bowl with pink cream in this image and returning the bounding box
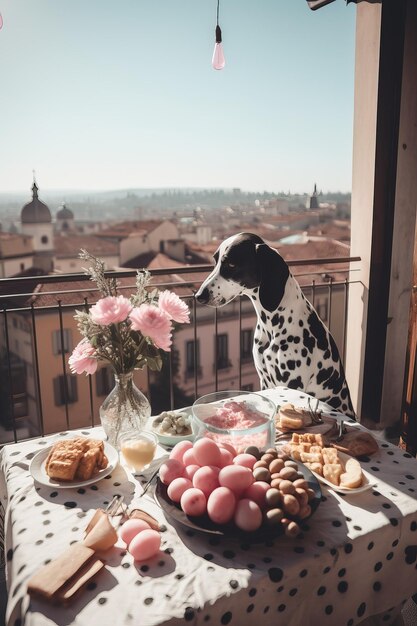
[191,391,276,453]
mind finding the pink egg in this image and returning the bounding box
[169,440,193,463]
[243,481,270,509]
[192,466,220,497]
[234,498,262,532]
[128,529,161,561]
[183,464,200,480]
[233,453,257,469]
[119,519,150,546]
[167,477,193,503]
[218,465,254,495]
[159,459,184,485]
[218,447,234,468]
[193,438,222,467]
[219,442,237,457]
[182,448,200,467]
[180,488,207,517]
[207,487,236,525]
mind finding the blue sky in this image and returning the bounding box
[0,0,356,194]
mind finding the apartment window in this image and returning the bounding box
[41,235,48,244]
[52,329,72,355]
[53,374,78,406]
[20,262,24,271]
[96,366,114,396]
[216,334,230,370]
[186,340,200,375]
[241,329,253,361]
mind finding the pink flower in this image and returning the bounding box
[158,290,190,324]
[130,304,172,351]
[68,339,98,375]
[90,296,132,326]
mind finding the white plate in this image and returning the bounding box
[29,439,119,489]
[310,451,374,495]
[149,407,195,447]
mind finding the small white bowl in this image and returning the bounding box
[149,407,195,447]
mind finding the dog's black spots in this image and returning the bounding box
[318,361,322,369]
[299,320,303,327]
[296,360,301,367]
[341,388,348,399]
[261,311,267,324]
[294,337,300,344]
[288,376,303,390]
[287,360,296,371]
[271,344,279,353]
[329,334,340,363]
[282,328,287,335]
[323,349,330,359]
[317,367,333,385]
[306,357,311,366]
[258,344,267,355]
[281,343,289,352]
[287,335,294,343]
[281,363,286,369]
[307,312,328,351]
[271,313,279,326]
[328,397,342,409]
[288,316,292,323]
[256,324,260,330]
[303,329,316,354]
[301,348,307,357]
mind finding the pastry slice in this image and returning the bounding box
[340,458,363,489]
[322,448,339,464]
[323,463,343,486]
[304,462,323,476]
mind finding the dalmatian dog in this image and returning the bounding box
[195,232,355,419]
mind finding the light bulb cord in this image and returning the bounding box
[216,0,220,26]
[215,0,222,43]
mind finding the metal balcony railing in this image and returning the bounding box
[0,256,360,444]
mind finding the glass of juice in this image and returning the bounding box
[119,431,158,473]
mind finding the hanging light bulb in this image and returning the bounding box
[0,12,3,30]
[212,0,225,70]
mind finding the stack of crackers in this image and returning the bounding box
[288,433,363,489]
[45,438,108,482]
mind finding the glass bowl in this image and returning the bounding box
[191,391,276,453]
[119,430,158,473]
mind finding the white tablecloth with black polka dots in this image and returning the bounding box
[1,387,417,626]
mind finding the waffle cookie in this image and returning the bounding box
[45,438,107,482]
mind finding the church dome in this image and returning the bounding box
[21,182,52,224]
[56,203,74,220]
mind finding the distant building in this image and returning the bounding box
[55,202,75,232]
[309,183,320,210]
[20,180,54,272]
[0,232,34,278]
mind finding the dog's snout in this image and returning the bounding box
[195,287,210,304]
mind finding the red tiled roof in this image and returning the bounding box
[54,234,119,258]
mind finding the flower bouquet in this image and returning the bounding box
[68,250,190,446]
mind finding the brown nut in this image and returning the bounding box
[279,467,298,481]
[298,504,312,520]
[278,479,296,494]
[284,520,301,538]
[269,458,285,474]
[265,488,281,508]
[253,460,268,470]
[261,453,275,464]
[284,460,299,470]
[277,452,290,462]
[265,508,284,525]
[293,478,309,491]
[244,445,261,460]
[295,488,309,507]
[265,448,278,458]
[282,494,300,516]
[253,467,271,483]
[271,472,282,480]
[306,488,316,502]
[271,478,283,489]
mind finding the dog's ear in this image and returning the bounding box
[256,244,289,312]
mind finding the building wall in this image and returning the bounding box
[0,255,34,278]
[54,254,120,274]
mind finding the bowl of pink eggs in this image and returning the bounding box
[155,435,321,539]
[191,390,277,453]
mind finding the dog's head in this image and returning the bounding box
[195,232,289,311]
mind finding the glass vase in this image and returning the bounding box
[99,371,151,448]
